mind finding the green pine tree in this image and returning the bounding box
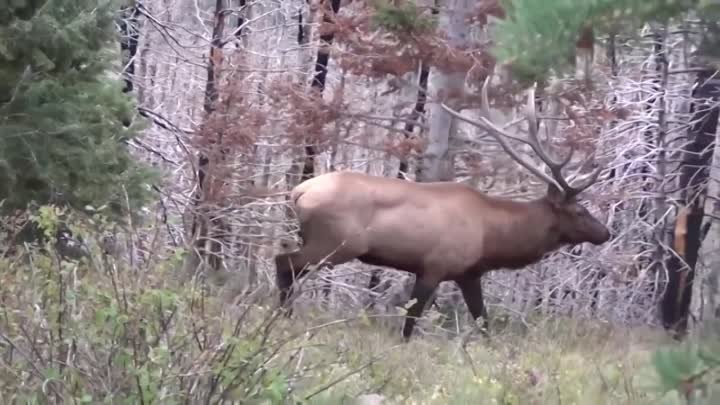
[490,0,706,84]
[0,0,156,218]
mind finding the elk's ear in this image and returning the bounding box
[546,184,566,206]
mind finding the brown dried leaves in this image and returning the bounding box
[330,8,492,80]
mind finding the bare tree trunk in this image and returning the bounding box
[702,136,720,322]
[645,28,668,273]
[416,0,471,182]
[119,3,141,94]
[575,23,594,86]
[233,0,259,292]
[303,0,341,183]
[692,22,720,328]
[283,0,314,228]
[397,64,430,177]
[586,32,619,314]
[187,0,229,274]
[232,0,246,45]
[301,0,341,299]
[642,27,672,315]
[662,69,719,338]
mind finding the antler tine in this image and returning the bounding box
[441,76,597,194]
[476,77,563,191]
[522,85,578,193]
[565,166,603,198]
[443,76,602,198]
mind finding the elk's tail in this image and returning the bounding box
[290,183,308,207]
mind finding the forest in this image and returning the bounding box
[1,0,720,403]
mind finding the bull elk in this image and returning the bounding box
[274,78,611,341]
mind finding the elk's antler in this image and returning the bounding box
[518,83,601,198]
[441,76,602,198]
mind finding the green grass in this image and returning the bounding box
[1,207,718,404]
[274,312,670,405]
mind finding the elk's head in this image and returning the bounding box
[545,184,610,246]
[444,76,611,247]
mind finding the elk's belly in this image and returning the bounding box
[356,251,424,274]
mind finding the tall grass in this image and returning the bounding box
[1,206,718,404]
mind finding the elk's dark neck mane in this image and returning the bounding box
[477,196,563,271]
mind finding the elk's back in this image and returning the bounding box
[292,171,491,278]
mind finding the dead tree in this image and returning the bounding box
[189,0,230,272]
[662,70,720,338]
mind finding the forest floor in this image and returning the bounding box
[0,238,707,405]
[271,309,676,405]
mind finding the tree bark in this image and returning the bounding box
[119,3,141,94]
[293,0,341,299]
[646,29,668,278]
[416,0,471,182]
[397,64,431,177]
[693,21,720,328]
[702,135,720,321]
[639,28,672,313]
[661,70,720,338]
[187,0,228,273]
[574,22,594,86]
[302,0,341,182]
[310,0,340,297]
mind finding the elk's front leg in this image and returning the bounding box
[456,276,489,336]
[401,276,439,342]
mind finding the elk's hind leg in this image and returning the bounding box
[401,276,440,342]
[274,250,313,315]
[456,276,489,336]
[274,239,364,315]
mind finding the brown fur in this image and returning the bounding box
[274,170,610,340]
[276,76,611,340]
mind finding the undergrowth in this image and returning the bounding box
[0,205,718,404]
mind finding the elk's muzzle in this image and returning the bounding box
[591,226,611,245]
